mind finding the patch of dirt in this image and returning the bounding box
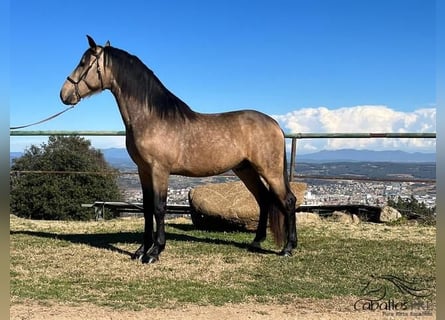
[10,299,436,320]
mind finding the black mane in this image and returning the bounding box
[104,46,197,121]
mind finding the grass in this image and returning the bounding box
[10,215,436,311]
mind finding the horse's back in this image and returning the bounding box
[172,109,286,176]
[201,109,283,136]
[192,109,284,149]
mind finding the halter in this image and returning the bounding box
[66,48,104,101]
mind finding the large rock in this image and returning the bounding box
[296,212,322,224]
[326,211,361,224]
[379,206,402,222]
[189,181,307,231]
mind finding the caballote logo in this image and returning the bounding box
[354,298,408,311]
[354,274,434,312]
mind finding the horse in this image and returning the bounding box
[60,35,297,264]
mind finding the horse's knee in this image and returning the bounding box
[284,191,296,213]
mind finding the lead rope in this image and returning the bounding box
[10,106,75,130]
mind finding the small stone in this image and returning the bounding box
[380,206,402,223]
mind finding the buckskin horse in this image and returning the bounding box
[60,35,297,264]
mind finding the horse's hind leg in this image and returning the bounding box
[268,179,297,256]
[233,162,270,251]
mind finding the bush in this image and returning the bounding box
[387,195,436,225]
[10,135,123,220]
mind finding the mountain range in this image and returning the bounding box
[296,148,435,163]
[10,148,435,167]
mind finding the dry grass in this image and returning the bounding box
[10,214,436,319]
[298,219,436,244]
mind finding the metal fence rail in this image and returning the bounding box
[286,132,436,181]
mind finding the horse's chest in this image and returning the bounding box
[125,131,178,168]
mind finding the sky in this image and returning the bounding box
[9,0,436,154]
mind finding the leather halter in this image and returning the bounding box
[66,48,104,101]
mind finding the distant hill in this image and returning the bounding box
[100,148,435,166]
[9,152,23,165]
[297,149,435,163]
[101,148,133,161]
[10,148,436,168]
[9,149,135,168]
[100,148,135,169]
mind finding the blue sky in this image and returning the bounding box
[9,0,436,153]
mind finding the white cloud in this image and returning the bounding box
[273,105,436,154]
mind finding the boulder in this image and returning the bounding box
[296,212,321,224]
[189,181,307,231]
[379,206,402,223]
[326,211,361,224]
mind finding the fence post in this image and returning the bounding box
[289,138,297,182]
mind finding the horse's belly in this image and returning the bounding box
[171,141,245,177]
[172,153,241,177]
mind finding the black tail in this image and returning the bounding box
[268,141,294,246]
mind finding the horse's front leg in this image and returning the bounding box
[132,166,168,264]
[141,190,167,264]
[249,199,269,252]
[131,180,154,261]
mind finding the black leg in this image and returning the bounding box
[250,193,271,252]
[131,183,154,260]
[141,191,167,264]
[132,166,169,264]
[233,163,269,252]
[280,191,297,256]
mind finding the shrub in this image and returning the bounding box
[10,135,123,220]
[387,195,436,225]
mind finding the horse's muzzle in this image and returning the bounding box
[60,86,79,106]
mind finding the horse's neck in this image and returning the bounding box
[108,84,131,127]
[107,56,196,129]
[109,80,179,133]
[112,94,150,131]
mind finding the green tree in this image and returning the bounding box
[387,195,436,225]
[10,135,123,220]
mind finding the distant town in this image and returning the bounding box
[116,162,436,210]
[10,150,437,211]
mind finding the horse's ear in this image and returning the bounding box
[105,40,111,47]
[86,35,97,49]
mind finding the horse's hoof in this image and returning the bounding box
[248,241,262,253]
[141,254,159,264]
[279,250,293,257]
[131,252,143,260]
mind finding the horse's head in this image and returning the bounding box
[60,35,110,105]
